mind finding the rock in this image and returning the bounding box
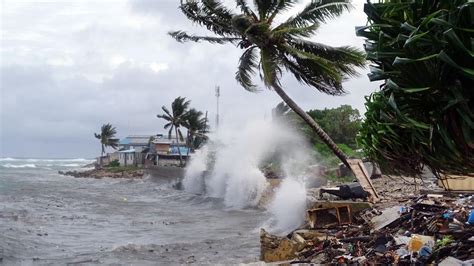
[260,229,302,262]
[58,168,144,179]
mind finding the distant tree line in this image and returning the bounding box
[274,103,362,167]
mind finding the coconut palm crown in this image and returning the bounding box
[170,0,366,167]
[183,108,209,150]
[94,123,119,157]
[157,96,191,166]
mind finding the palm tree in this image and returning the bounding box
[184,108,209,151]
[157,97,190,166]
[169,0,365,168]
[272,102,290,120]
[94,123,119,166]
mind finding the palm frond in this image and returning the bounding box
[283,0,351,28]
[268,0,297,22]
[202,0,234,19]
[260,47,281,88]
[281,54,344,95]
[169,31,240,44]
[161,106,172,118]
[171,97,190,118]
[236,0,258,20]
[284,44,341,82]
[253,0,277,20]
[272,24,319,38]
[96,123,119,151]
[179,0,237,36]
[288,39,366,77]
[236,46,259,91]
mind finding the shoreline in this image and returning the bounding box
[59,167,144,179]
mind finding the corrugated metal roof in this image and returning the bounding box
[119,149,136,153]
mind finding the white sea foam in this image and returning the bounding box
[0,157,93,169]
[2,163,37,168]
[61,163,81,167]
[0,157,93,163]
[0,157,16,161]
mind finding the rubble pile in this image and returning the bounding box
[261,193,474,264]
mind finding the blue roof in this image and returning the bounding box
[119,138,131,145]
[169,146,189,155]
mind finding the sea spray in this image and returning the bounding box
[267,178,307,235]
[205,119,282,208]
[182,146,210,194]
[183,118,317,213]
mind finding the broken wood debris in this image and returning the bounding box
[260,193,474,264]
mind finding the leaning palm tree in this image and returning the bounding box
[183,108,209,151]
[169,0,365,167]
[94,123,119,165]
[157,97,191,166]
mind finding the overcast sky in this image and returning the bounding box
[0,0,379,158]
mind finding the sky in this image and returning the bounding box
[0,0,380,158]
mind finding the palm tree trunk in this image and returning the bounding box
[272,84,350,168]
[175,127,184,167]
[186,131,191,157]
[100,144,105,167]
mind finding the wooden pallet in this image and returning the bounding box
[347,159,380,203]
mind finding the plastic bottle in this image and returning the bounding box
[408,235,423,252]
[468,209,474,224]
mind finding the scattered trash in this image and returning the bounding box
[261,192,474,264]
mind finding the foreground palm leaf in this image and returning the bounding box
[170,0,365,167]
[94,123,119,163]
[357,0,474,176]
[157,97,191,166]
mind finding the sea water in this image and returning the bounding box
[0,158,267,264]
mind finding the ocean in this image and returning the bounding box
[0,158,268,265]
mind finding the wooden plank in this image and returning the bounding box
[347,159,379,202]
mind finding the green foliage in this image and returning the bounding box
[357,0,474,176]
[435,236,454,249]
[325,172,354,183]
[107,159,120,167]
[106,165,141,173]
[94,123,119,156]
[157,96,190,141]
[314,142,362,167]
[307,105,362,147]
[279,104,362,148]
[157,97,209,153]
[183,108,209,150]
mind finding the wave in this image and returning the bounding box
[61,163,81,167]
[1,163,37,168]
[0,157,93,162]
[0,157,16,161]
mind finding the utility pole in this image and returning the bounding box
[215,86,220,130]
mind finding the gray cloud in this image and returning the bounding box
[1,0,377,158]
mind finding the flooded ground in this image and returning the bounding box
[0,159,268,265]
